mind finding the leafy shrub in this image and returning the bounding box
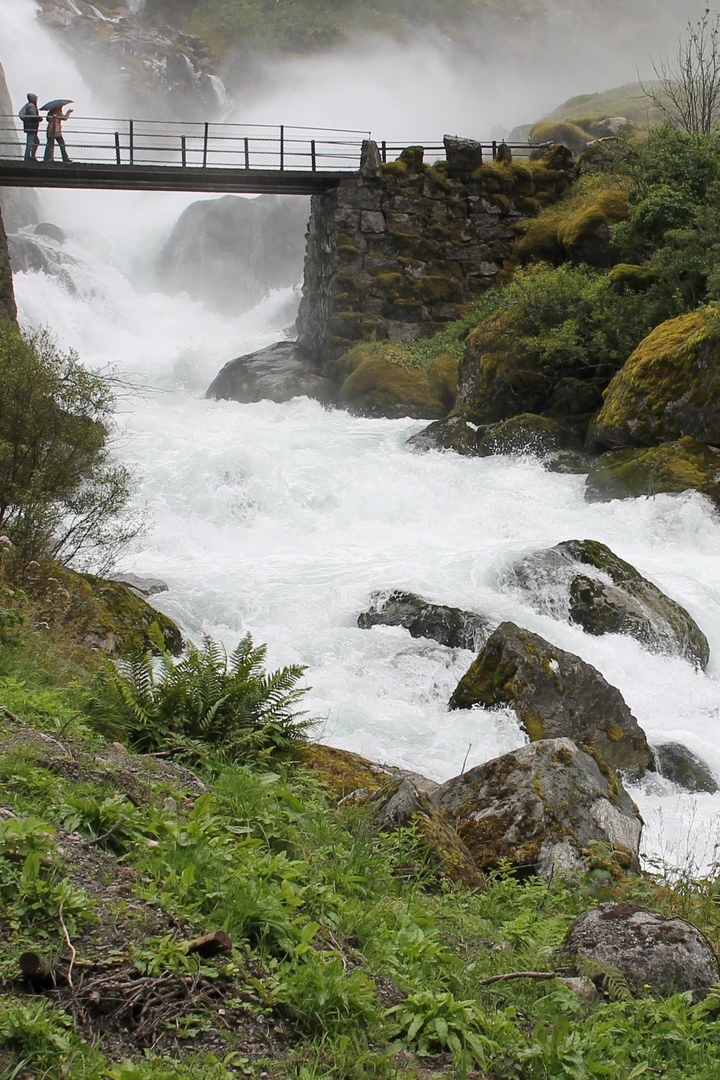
[101,630,313,762]
[0,320,141,574]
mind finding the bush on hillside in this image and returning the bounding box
[0,320,140,574]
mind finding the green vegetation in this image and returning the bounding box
[0,320,140,574]
[0,601,719,1077]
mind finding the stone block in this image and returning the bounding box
[360,210,387,233]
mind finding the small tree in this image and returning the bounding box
[642,10,720,136]
[0,319,140,573]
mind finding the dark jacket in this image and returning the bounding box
[19,102,40,133]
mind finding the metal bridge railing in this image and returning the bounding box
[0,117,369,172]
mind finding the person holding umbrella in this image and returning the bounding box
[42,99,74,163]
[18,93,43,161]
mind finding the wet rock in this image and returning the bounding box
[34,222,66,244]
[563,903,720,999]
[449,621,653,779]
[585,437,720,510]
[8,232,80,292]
[0,202,16,323]
[406,416,480,456]
[157,195,309,316]
[206,341,334,405]
[501,539,709,669]
[588,308,720,450]
[653,742,718,794]
[475,413,572,457]
[358,590,491,651]
[543,450,595,474]
[430,738,642,878]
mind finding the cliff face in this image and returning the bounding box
[37,0,224,120]
[297,142,576,366]
[0,203,18,323]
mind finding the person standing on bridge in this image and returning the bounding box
[18,93,42,161]
[43,103,73,164]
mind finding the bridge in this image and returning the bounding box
[0,116,535,195]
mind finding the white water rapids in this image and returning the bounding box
[4,0,720,877]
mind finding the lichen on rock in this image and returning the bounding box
[449,621,653,778]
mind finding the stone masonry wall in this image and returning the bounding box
[297,141,576,367]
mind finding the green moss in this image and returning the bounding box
[589,308,720,448]
[608,263,659,292]
[585,437,720,507]
[338,347,455,419]
[530,120,589,155]
[59,570,182,658]
[516,177,629,266]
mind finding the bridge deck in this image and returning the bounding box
[0,160,350,195]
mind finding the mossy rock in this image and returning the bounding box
[608,263,658,292]
[530,120,590,156]
[585,437,720,509]
[475,413,572,457]
[449,621,653,779]
[653,742,718,794]
[297,744,398,801]
[60,569,182,657]
[588,308,720,450]
[516,181,628,267]
[337,344,457,419]
[430,739,642,878]
[503,538,709,669]
[406,414,479,456]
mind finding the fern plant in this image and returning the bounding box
[101,626,313,763]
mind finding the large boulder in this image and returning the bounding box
[588,309,720,450]
[653,742,718,794]
[206,341,334,404]
[500,539,709,669]
[449,622,653,779]
[358,590,491,651]
[335,344,457,420]
[157,195,309,315]
[585,437,720,510]
[475,413,574,457]
[563,903,720,999]
[430,738,642,878]
[406,416,480,456]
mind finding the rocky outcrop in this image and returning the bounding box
[297,143,576,367]
[37,0,223,120]
[431,738,642,878]
[0,60,40,233]
[358,590,491,651]
[588,309,720,450]
[563,904,720,999]
[500,539,709,669]
[0,203,17,324]
[109,573,170,599]
[8,231,80,292]
[515,182,628,268]
[449,622,653,779]
[585,437,720,509]
[157,195,309,315]
[60,570,182,658]
[653,743,718,794]
[206,341,333,405]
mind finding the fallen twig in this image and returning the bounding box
[58,903,76,988]
[82,817,125,847]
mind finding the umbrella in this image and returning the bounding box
[40,99,74,112]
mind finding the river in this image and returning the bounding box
[3,0,720,877]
